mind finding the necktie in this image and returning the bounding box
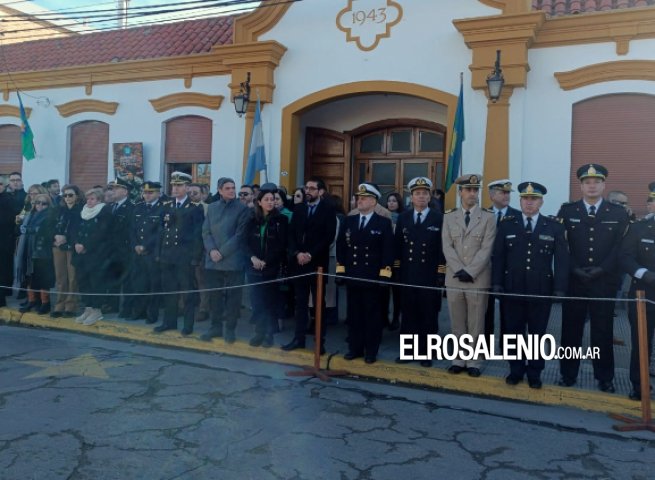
[360,215,366,231]
[525,216,533,233]
[415,211,422,225]
[112,203,118,214]
[588,205,596,217]
[464,210,470,228]
[496,211,502,227]
[177,202,182,209]
[308,205,315,217]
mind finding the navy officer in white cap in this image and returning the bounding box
[336,183,394,364]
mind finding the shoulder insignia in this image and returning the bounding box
[162,200,173,205]
[483,207,494,213]
[560,201,575,208]
[445,208,457,214]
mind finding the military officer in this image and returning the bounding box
[105,178,135,317]
[558,164,629,392]
[130,181,164,324]
[336,183,394,364]
[492,182,569,388]
[619,181,655,401]
[485,179,522,341]
[393,177,446,367]
[442,174,496,377]
[155,172,204,335]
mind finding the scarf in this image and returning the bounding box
[81,203,105,220]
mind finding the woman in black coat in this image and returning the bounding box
[246,186,288,347]
[18,194,56,314]
[72,188,113,326]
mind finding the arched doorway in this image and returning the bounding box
[164,115,212,187]
[69,120,109,192]
[0,124,22,175]
[571,93,655,217]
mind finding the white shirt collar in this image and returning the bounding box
[493,206,508,216]
[522,212,540,225]
[176,196,188,206]
[414,207,430,218]
[583,198,603,212]
[115,197,128,208]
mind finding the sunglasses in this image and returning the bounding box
[63,193,76,198]
[239,192,251,197]
[34,201,49,206]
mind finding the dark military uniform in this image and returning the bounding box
[157,196,204,333]
[619,216,655,397]
[394,207,446,356]
[337,211,394,361]
[558,199,629,385]
[492,212,569,383]
[130,198,164,323]
[106,197,135,315]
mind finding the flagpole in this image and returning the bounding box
[458,72,463,177]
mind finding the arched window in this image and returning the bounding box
[571,94,655,217]
[69,120,109,192]
[164,115,212,185]
[0,124,22,175]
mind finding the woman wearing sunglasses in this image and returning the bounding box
[51,185,84,318]
[18,194,56,314]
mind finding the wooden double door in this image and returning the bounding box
[305,121,445,211]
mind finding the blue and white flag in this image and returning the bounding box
[244,98,267,184]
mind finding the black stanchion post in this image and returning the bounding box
[611,290,655,432]
[285,267,348,381]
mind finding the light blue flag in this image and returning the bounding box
[244,98,267,184]
[445,79,465,192]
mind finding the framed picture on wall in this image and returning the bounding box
[113,142,144,200]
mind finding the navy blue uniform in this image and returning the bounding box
[492,214,569,381]
[130,199,165,323]
[558,199,629,384]
[337,213,394,358]
[158,198,204,332]
[393,208,446,356]
[619,217,655,392]
[106,199,135,314]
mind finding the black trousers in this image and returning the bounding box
[504,299,552,380]
[160,262,196,330]
[628,301,655,389]
[347,284,383,357]
[380,284,401,325]
[248,272,278,336]
[560,295,615,382]
[76,257,106,309]
[400,285,441,356]
[106,255,134,313]
[206,269,243,332]
[131,255,161,323]
[485,294,506,341]
[293,272,326,343]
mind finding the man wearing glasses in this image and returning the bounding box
[7,172,26,215]
[239,185,254,208]
[0,176,15,307]
[282,177,337,353]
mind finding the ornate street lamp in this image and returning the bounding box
[233,72,251,117]
[486,50,505,103]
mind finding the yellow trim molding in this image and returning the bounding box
[555,60,655,90]
[279,81,457,197]
[0,104,31,118]
[55,99,118,118]
[233,0,293,44]
[534,7,655,55]
[149,93,224,113]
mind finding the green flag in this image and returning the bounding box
[445,78,465,192]
[17,92,35,161]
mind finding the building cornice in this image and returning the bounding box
[0,104,31,118]
[55,99,118,117]
[233,0,293,43]
[555,60,655,90]
[149,93,224,112]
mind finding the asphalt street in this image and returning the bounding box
[1,325,654,480]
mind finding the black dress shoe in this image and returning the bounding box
[395,357,412,364]
[364,356,377,364]
[447,365,466,374]
[598,381,615,393]
[468,367,481,378]
[200,327,223,341]
[528,378,542,389]
[281,338,305,351]
[118,310,131,319]
[37,303,51,315]
[153,324,176,333]
[145,318,158,325]
[344,351,362,361]
[629,389,641,401]
[50,311,63,319]
[420,360,432,368]
[19,301,39,313]
[62,311,76,318]
[224,331,236,344]
[505,375,522,385]
[180,328,192,336]
[557,377,576,387]
[130,312,147,321]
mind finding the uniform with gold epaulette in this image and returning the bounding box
[336,183,394,362]
[129,181,165,323]
[393,176,446,365]
[558,164,630,391]
[155,172,205,335]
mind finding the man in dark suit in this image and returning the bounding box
[619,181,655,401]
[394,176,446,368]
[282,177,337,353]
[130,181,164,324]
[0,176,16,307]
[154,172,204,335]
[558,164,629,392]
[492,182,569,389]
[337,183,393,364]
[104,178,135,316]
[485,179,522,342]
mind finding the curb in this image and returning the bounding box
[0,307,642,418]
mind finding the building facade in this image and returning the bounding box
[2,0,655,214]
